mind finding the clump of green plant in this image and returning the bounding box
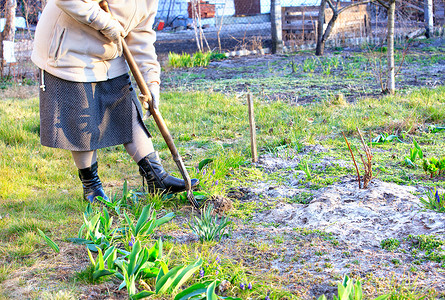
[168,51,226,68]
[188,204,231,242]
[299,160,312,180]
[302,57,317,74]
[317,275,389,300]
[422,156,445,178]
[408,234,444,251]
[407,234,445,264]
[428,124,445,133]
[98,180,141,215]
[403,139,423,167]
[419,187,445,213]
[381,238,400,251]
[371,132,401,145]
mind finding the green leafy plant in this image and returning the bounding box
[87,245,118,280]
[299,160,312,180]
[123,205,175,240]
[404,139,423,167]
[380,238,400,251]
[168,51,224,68]
[428,125,445,133]
[98,180,140,215]
[175,280,242,300]
[114,241,156,299]
[422,157,445,178]
[188,205,231,242]
[419,188,445,213]
[69,206,115,251]
[317,275,389,300]
[303,57,317,73]
[155,257,203,295]
[372,133,401,145]
[209,52,227,61]
[37,229,60,253]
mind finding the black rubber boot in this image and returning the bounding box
[137,152,199,194]
[78,162,109,203]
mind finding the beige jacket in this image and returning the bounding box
[31,0,160,83]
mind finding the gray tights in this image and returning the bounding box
[71,105,154,169]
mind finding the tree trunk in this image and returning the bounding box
[315,0,375,56]
[424,0,434,38]
[315,0,327,56]
[386,0,396,94]
[1,0,17,76]
[270,0,283,54]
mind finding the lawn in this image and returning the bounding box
[0,37,444,299]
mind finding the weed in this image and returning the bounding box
[291,191,313,204]
[188,204,231,242]
[408,234,443,251]
[381,238,401,251]
[317,275,389,300]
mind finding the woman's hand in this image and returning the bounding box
[100,18,125,55]
[141,82,160,118]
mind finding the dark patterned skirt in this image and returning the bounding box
[39,71,150,151]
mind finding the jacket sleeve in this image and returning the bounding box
[54,0,113,31]
[124,3,161,84]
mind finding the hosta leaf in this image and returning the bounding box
[130,291,155,299]
[93,269,115,280]
[37,229,60,253]
[135,205,152,236]
[169,258,203,293]
[374,295,390,300]
[154,212,175,229]
[354,281,363,300]
[198,158,213,170]
[155,264,184,294]
[174,281,213,300]
[128,241,142,275]
[205,280,218,300]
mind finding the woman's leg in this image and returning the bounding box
[125,107,198,194]
[123,115,154,163]
[72,150,109,202]
[71,150,97,169]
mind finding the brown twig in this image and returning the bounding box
[343,132,362,189]
[357,127,379,188]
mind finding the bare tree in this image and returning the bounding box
[1,0,17,77]
[315,0,375,56]
[424,0,434,38]
[376,0,396,94]
[271,0,283,54]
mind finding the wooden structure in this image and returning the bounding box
[282,2,370,41]
[403,0,445,24]
[187,1,216,19]
[234,0,261,16]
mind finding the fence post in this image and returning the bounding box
[270,0,283,54]
[247,94,258,163]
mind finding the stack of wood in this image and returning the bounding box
[188,1,216,19]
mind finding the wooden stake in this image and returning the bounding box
[247,93,258,163]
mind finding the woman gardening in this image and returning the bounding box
[32,0,198,202]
